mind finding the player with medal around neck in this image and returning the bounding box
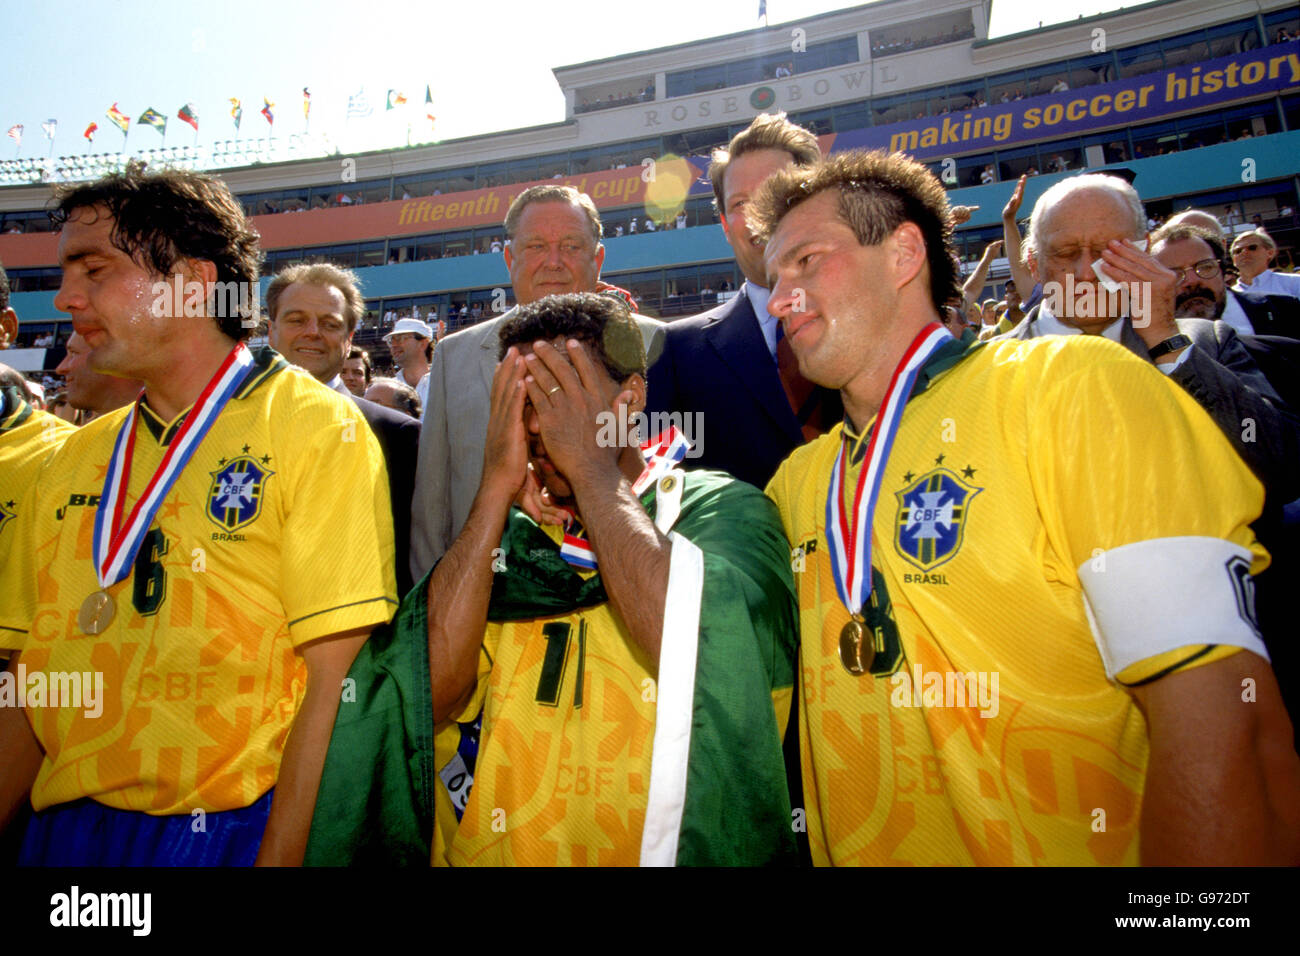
[56,203,250,636]
[765,187,950,673]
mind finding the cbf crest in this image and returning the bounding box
[894,466,981,571]
[208,455,274,532]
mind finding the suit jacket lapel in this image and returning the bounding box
[706,294,803,442]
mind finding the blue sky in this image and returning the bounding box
[0,0,1133,159]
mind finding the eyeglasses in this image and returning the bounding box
[1170,259,1221,284]
[1232,242,1264,254]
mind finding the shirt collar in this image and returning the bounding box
[1220,291,1254,336]
[841,328,980,464]
[743,281,779,359]
[1036,302,1125,342]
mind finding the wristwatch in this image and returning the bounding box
[1147,334,1192,359]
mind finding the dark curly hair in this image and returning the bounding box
[498,292,645,381]
[50,160,262,340]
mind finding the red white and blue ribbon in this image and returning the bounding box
[92,343,257,588]
[825,323,951,616]
[557,425,691,570]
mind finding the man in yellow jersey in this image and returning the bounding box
[0,162,397,866]
[749,149,1300,865]
[0,364,76,630]
[307,292,797,865]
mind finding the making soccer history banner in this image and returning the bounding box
[833,39,1300,161]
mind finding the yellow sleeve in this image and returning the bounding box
[1025,339,1267,682]
[280,399,399,644]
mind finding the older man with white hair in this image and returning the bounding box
[998,173,1299,501]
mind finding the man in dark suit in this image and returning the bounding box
[267,263,421,596]
[646,112,841,492]
[1150,222,1300,340]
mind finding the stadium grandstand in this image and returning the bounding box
[1,0,1298,378]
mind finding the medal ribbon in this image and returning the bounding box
[825,323,951,616]
[558,425,691,570]
[93,342,257,588]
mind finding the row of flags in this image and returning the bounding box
[8,85,436,148]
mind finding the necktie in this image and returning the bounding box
[775,324,830,442]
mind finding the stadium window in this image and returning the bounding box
[678,125,731,153]
[1264,8,1300,44]
[987,69,1027,106]
[1221,103,1278,139]
[441,231,472,258]
[397,174,441,199]
[795,109,834,136]
[833,101,871,131]
[725,59,765,88]
[1131,120,1180,158]
[995,144,1042,181]
[356,179,391,204]
[357,241,386,268]
[1158,28,1211,68]
[438,167,476,194]
[1172,112,1228,150]
[1118,40,1164,79]
[1284,94,1300,133]
[1063,52,1115,90]
[1204,18,1261,56]
[871,93,916,125]
[1024,62,1068,97]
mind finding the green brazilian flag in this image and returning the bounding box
[305,469,799,866]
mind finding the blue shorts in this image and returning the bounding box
[19,790,273,867]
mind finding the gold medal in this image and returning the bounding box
[839,616,873,676]
[78,590,116,635]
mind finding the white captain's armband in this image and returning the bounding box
[1077,537,1268,681]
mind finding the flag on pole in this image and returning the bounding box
[386,90,407,110]
[758,0,767,19]
[7,125,22,147]
[230,98,243,131]
[425,85,433,104]
[347,90,373,119]
[178,103,199,132]
[41,119,57,141]
[139,108,167,135]
[303,88,311,119]
[107,103,130,134]
[261,98,274,126]
[84,122,98,143]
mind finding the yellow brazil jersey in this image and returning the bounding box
[440,598,658,867]
[766,334,1267,866]
[433,489,798,868]
[0,385,75,545]
[0,349,398,814]
[0,386,76,663]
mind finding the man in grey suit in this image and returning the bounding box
[410,185,662,580]
[997,173,1300,502]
